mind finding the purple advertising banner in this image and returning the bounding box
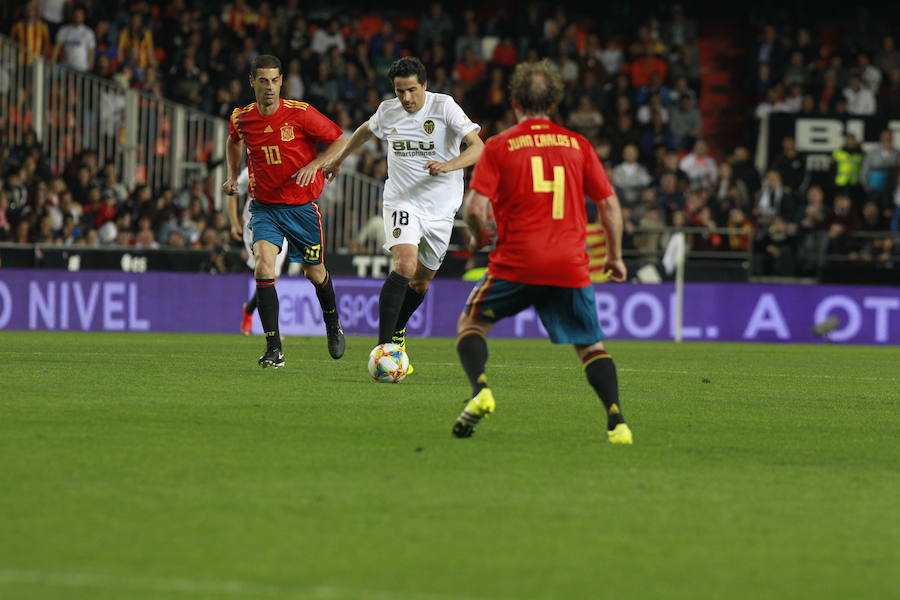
[1,269,899,345]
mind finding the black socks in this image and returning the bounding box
[378,271,410,344]
[315,271,338,322]
[582,350,625,430]
[457,330,489,397]
[255,278,280,351]
[395,286,426,332]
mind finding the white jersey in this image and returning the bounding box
[238,168,287,272]
[368,91,479,218]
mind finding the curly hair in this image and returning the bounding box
[508,60,564,115]
[387,57,427,84]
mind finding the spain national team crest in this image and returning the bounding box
[423,120,435,135]
[280,125,294,142]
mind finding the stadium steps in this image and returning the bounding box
[697,21,754,159]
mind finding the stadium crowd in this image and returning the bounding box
[1,0,898,277]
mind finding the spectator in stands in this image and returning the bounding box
[754,25,784,69]
[52,7,95,72]
[311,18,346,55]
[725,207,754,251]
[117,13,156,70]
[824,193,859,256]
[169,54,204,107]
[635,206,665,264]
[855,53,881,93]
[879,68,900,115]
[135,229,159,249]
[11,2,50,64]
[770,136,807,193]
[454,47,486,88]
[730,146,761,194]
[221,0,257,38]
[567,96,604,139]
[782,51,810,88]
[491,37,518,68]
[641,110,675,161]
[832,133,865,201]
[607,114,642,164]
[626,43,668,89]
[843,74,876,115]
[596,37,624,76]
[637,93,669,127]
[876,35,899,72]
[166,229,186,248]
[794,187,827,274]
[755,170,796,226]
[861,129,899,211]
[657,172,685,219]
[756,216,795,276]
[825,192,860,233]
[818,70,840,113]
[669,94,701,150]
[679,139,718,191]
[754,87,780,120]
[613,144,653,207]
[418,3,454,53]
[714,162,750,216]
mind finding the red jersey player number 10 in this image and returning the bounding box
[261,146,282,165]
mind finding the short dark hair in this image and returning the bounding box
[509,60,564,115]
[388,57,427,84]
[251,54,282,77]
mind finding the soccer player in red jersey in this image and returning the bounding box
[452,60,633,444]
[223,55,348,368]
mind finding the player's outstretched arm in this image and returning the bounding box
[425,130,485,176]
[223,137,243,196]
[321,121,376,181]
[463,189,494,250]
[294,136,349,186]
[597,193,627,282]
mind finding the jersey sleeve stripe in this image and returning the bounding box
[230,103,256,139]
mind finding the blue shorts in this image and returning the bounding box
[249,201,324,264]
[464,275,605,345]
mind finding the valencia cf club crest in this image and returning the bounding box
[280,125,294,142]
[423,120,435,135]
[392,227,401,238]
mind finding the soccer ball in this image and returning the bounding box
[367,343,410,383]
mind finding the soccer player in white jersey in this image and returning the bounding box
[324,57,483,367]
[227,167,288,335]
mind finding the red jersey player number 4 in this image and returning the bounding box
[229,99,343,205]
[469,118,613,288]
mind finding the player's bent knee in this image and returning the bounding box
[574,342,606,360]
[457,312,490,336]
[393,261,417,278]
[409,279,431,294]
[302,263,326,285]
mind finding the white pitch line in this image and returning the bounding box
[0,569,488,600]
[3,352,900,383]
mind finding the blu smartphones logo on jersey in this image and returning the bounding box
[391,140,435,152]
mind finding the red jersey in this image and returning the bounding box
[229,99,342,205]
[470,118,614,287]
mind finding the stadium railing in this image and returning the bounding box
[0,34,227,208]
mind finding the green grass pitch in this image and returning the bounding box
[1,331,898,600]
